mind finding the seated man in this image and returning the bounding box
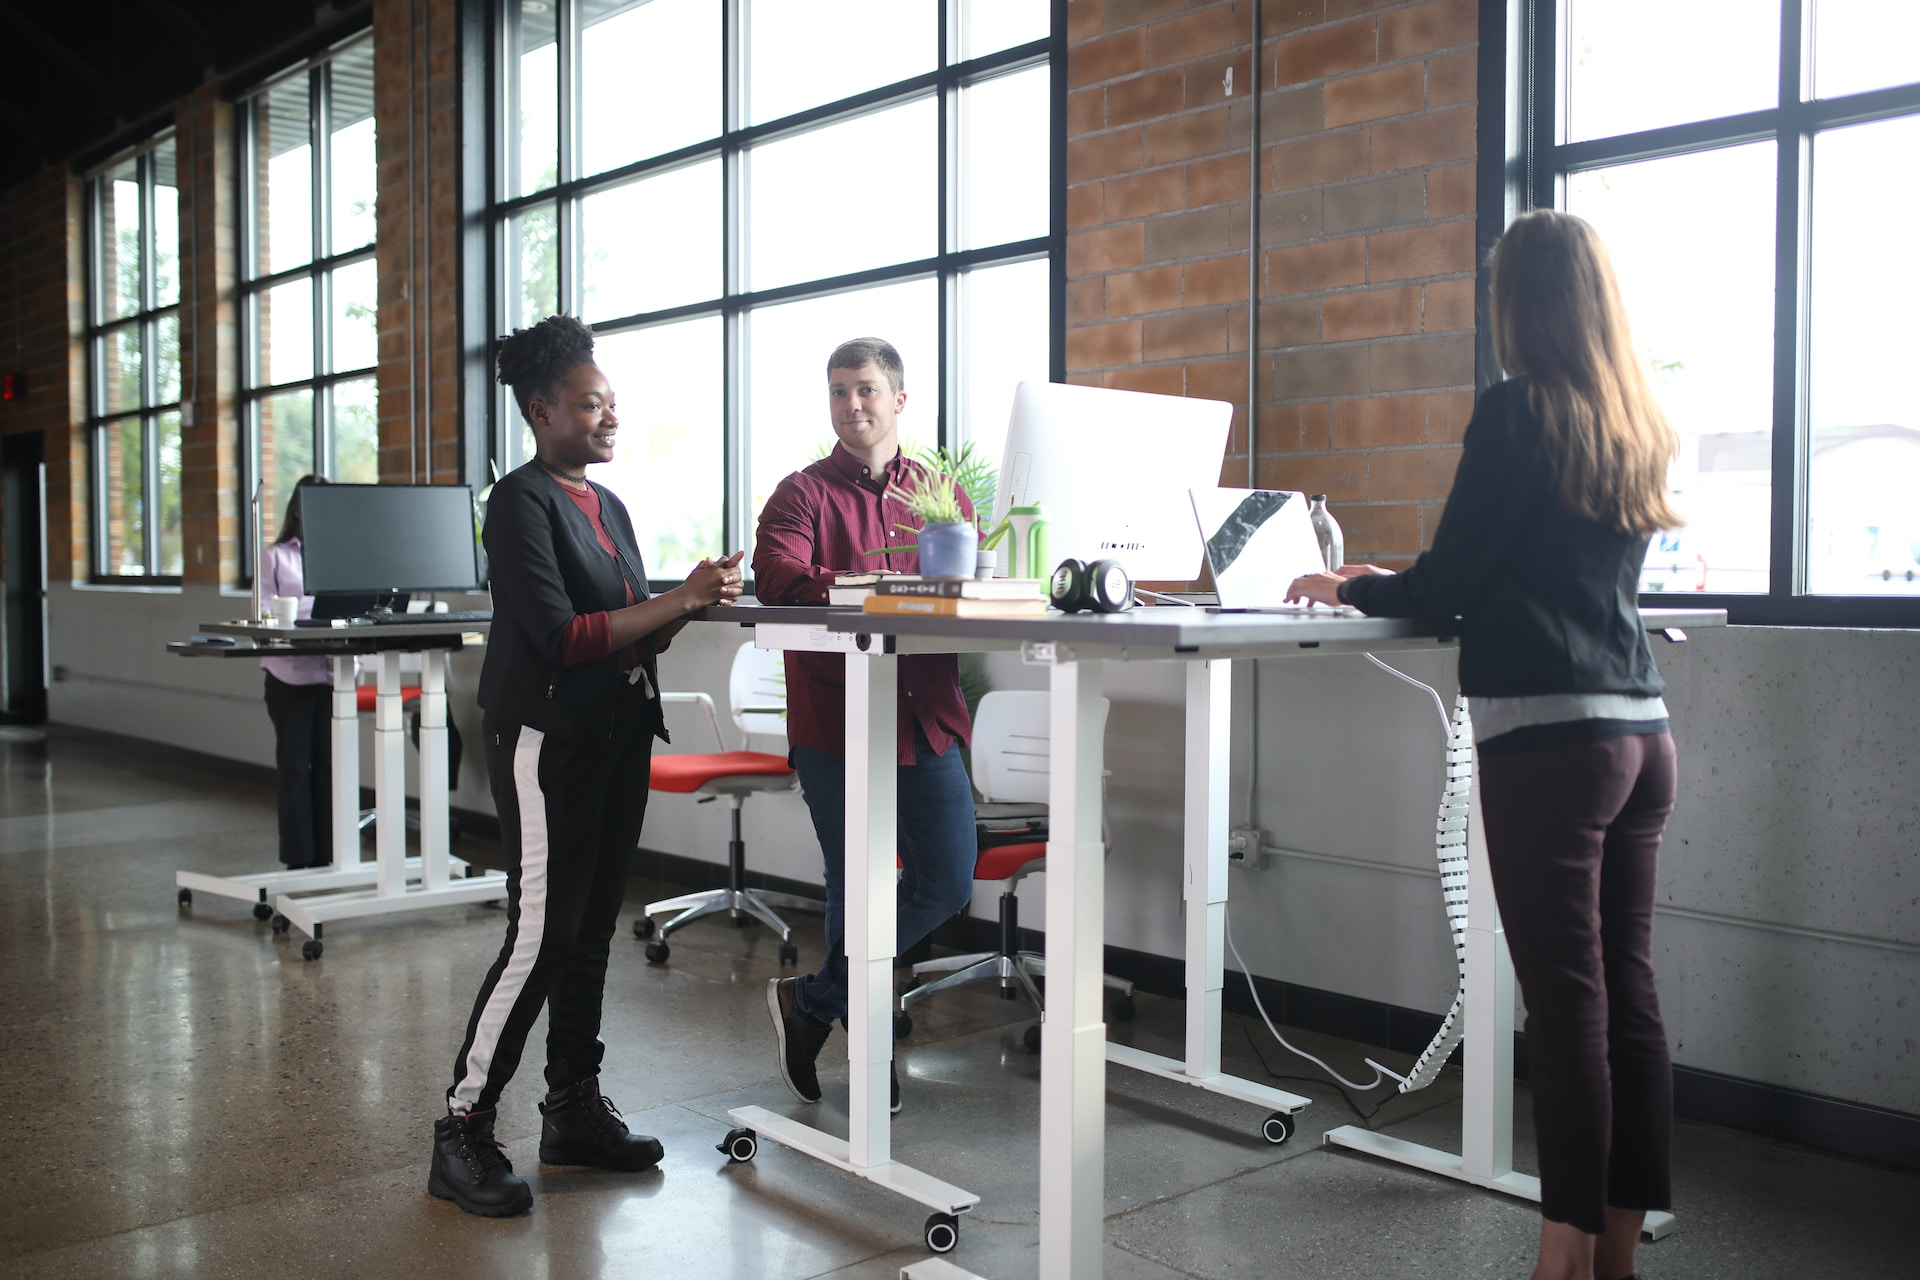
[751,336,977,1114]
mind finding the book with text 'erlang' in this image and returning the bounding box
[860,594,1051,619]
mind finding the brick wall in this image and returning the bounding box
[0,168,86,580]
[1066,0,1479,566]
[374,0,462,485]
[176,86,240,585]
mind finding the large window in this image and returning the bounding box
[488,0,1058,578]
[86,136,182,580]
[240,36,380,557]
[1531,0,1920,624]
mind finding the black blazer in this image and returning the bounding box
[1344,377,1665,700]
[477,462,667,744]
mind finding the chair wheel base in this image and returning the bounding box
[632,916,656,940]
[644,940,670,964]
[778,941,799,965]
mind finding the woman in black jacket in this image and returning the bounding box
[430,314,743,1217]
[1291,211,1683,1280]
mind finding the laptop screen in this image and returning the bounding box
[1189,488,1326,609]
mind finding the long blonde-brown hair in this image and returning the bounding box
[1489,210,1682,535]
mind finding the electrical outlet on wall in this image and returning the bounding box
[1227,827,1265,869]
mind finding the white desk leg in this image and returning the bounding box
[846,649,898,1168]
[417,650,450,891]
[373,652,407,897]
[1461,781,1516,1183]
[1040,658,1107,1280]
[1184,659,1232,1079]
[331,656,360,868]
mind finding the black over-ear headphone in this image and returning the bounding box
[1049,558,1135,613]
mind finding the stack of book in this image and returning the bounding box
[859,576,1049,618]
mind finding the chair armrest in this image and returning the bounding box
[660,691,726,750]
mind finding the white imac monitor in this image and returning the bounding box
[990,381,1234,581]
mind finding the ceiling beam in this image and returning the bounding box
[0,1,122,108]
[129,0,215,68]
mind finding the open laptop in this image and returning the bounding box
[1189,488,1335,613]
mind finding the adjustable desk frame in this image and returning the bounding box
[706,604,1718,1277]
[171,620,509,952]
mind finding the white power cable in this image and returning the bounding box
[1230,652,1471,1097]
[1223,910,1400,1092]
[1364,653,1452,740]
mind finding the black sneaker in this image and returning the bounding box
[538,1077,664,1171]
[769,975,830,1103]
[428,1109,533,1217]
[890,1061,901,1116]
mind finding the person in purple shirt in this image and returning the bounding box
[259,474,334,869]
[753,337,978,1115]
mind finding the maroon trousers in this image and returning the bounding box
[1479,731,1678,1236]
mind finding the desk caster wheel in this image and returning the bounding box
[1261,1111,1293,1145]
[253,902,274,922]
[923,1212,959,1254]
[301,940,323,962]
[271,914,290,934]
[177,888,192,908]
[893,1011,913,1040]
[632,916,656,940]
[718,1127,757,1163]
[644,940,670,964]
[1109,994,1136,1022]
[778,941,799,966]
[1023,1023,1042,1054]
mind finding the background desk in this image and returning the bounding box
[170,618,506,958]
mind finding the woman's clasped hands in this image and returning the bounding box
[686,550,747,607]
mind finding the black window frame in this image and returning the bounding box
[237,31,382,585]
[470,0,1068,587]
[1503,0,1920,627]
[84,133,185,585]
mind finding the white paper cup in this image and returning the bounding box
[270,595,299,626]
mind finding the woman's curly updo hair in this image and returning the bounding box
[496,314,597,424]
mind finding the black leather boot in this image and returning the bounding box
[538,1077,664,1171]
[428,1109,533,1217]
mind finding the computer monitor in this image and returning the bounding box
[988,381,1234,582]
[298,484,482,596]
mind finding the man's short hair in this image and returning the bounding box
[826,337,905,393]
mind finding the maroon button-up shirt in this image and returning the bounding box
[752,444,975,764]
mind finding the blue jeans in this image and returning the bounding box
[791,726,978,1025]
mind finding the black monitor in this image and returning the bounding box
[298,484,482,595]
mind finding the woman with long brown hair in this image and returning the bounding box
[1290,210,1683,1280]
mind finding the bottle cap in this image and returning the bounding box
[1309,494,1327,502]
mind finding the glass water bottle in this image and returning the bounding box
[1308,494,1343,571]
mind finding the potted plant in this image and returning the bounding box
[875,463,976,578]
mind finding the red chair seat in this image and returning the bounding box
[650,750,794,794]
[355,685,421,713]
[974,841,1047,881]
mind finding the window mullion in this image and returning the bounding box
[722,0,744,553]
[1769,0,1811,601]
[556,0,578,315]
[937,0,955,452]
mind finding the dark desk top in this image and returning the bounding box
[173,616,489,656]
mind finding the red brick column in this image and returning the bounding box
[177,85,240,585]
[0,168,87,581]
[374,0,463,485]
[1066,0,1479,567]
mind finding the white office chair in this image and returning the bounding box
[898,689,1134,1050]
[632,642,822,965]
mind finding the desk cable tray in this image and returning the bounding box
[1398,694,1473,1094]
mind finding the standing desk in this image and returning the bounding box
[170,618,508,958]
[707,602,1720,1275]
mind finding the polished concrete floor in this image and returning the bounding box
[2,727,1915,1279]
